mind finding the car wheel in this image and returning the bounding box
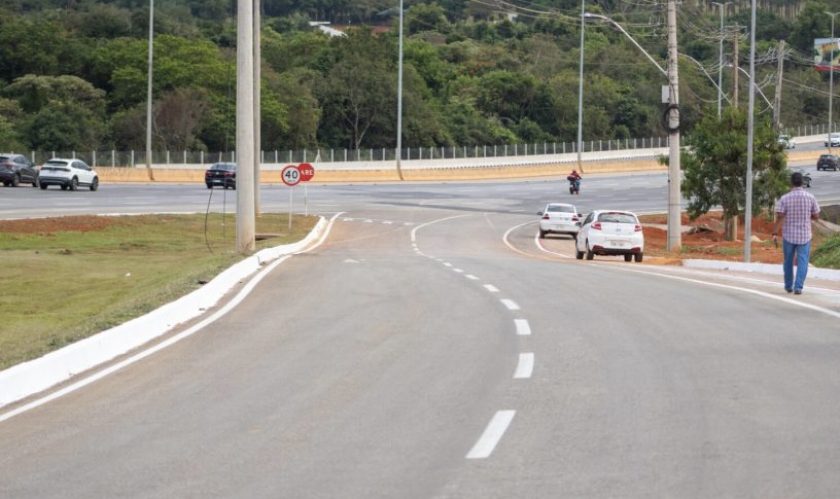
[223,184,228,190]
[60,184,68,191]
[32,177,39,188]
[11,174,19,187]
[624,254,632,262]
[69,177,78,191]
[585,240,594,260]
[635,252,644,263]
[206,184,212,189]
[539,230,546,239]
[231,183,236,190]
[40,183,47,190]
[89,177,99,191]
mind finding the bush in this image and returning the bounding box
[812,234,840,269]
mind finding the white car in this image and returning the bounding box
[538,203,581,238]
[575,210,644,262]
[38,158,99,191]
[825,133,840,147]
[777,134,795,149]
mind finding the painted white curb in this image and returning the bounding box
[683,259,840,281]
[0,217,328,409]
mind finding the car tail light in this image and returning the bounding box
[592,222,602,230]
[635,224,642,232]
[224,172,234,177]
[572,217,579,222]
[542,214,550,220]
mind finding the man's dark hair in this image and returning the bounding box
[791,171,803,187]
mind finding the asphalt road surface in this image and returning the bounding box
[1,170,840,497]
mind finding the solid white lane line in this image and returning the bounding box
[535,232,574,259]
[410,213,472,243]
[466,274,479,280]
[484,284,500,293]
[466,410,516,459]
[514,353,535,379]
[501,299,520,311]
[514,319,531,336]
[0,213,345,424]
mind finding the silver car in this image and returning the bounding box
[538,203,581,239]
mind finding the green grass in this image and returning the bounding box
[812,234,840,270]
[0,213,317,370]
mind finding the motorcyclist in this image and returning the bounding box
[567,169,582,194]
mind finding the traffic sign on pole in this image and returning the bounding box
[298,162,315,182]
[281,164,301,186]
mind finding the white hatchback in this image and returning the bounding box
[538,203,581,239]
[38,158,99,191]
[575,210,644,262]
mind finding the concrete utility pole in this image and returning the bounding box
[712,2,731,119]
[236,0,256,254]
[773,40,785,130]
[733,29,739,107]
[666,0,682,251]
[826,12,839,153]
[744,0,758,262]
[395,0,405,181]
[145,0,155,181]
[253,0,261,215]
[576,0,586,173]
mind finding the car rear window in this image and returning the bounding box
[45,160,69,167]
[547,205,575,213]
[211,163,235,171]
[597,212,637,224]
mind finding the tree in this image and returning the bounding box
[681,107,788,241]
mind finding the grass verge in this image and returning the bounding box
[0,213,317,370]
[812,234,840,269]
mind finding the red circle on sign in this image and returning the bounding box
[298,163,315,182]
[281,165,301,186]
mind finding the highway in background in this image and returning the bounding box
[1,168,839,497]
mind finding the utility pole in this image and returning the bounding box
[827,12,839,154]
[253,0,261,214]
[744,0,758,262]
[236,0,256,254]
[395,0,405,181]
[732,29,739,107]
[576,0,586,173]
[145,0,155,181]
[253,0,261,215]
[712,2,731,119]
[666,0,681,251]
[773,40,785,130]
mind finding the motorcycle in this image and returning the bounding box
[567,176,581,195]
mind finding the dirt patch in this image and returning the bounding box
[640,212,782,264]
[0,216,121,234]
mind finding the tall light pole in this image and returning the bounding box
[396,0,405,181]
[744,0,757,262]
[576,0,585,173]
[236,0,256,254]
[712,2,731,119]
[584,12,680,250]
[826,11,839,153]
[253,0,261,215]
[145,0,155,181]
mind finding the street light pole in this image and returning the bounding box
[712,2,731,119]
[744,0,757,262]
[395,0,405,181]
[253,0,261,215]
[576,0,585,173]
[827,11,839,153]
[145,0,155,181]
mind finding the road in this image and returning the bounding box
[1,170,840,497]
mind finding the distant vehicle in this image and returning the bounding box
[575,210,644,262]
[817,154,839,171]
[777,134,795,149]
[0,153,39,187]
[205,162,236,189]
[538,203,582,239]
[38,158,99,191]
[825,133,840,147]
[791,168,812,188]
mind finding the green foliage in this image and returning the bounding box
[812,234,840,269]
[681,107,788,222]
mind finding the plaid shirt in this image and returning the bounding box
[776,187,820,244]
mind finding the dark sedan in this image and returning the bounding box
[0,154,39,187]
[817,154,839,171]
[205,162,236,189]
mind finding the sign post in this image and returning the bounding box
[298,163,315,216]
[282,164,301,231]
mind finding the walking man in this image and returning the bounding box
[772,171,820,295]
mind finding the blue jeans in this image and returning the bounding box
[782,239,811,292]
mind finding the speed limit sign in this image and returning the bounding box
[281,165,301,186]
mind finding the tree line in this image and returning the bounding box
[0,0,837,154]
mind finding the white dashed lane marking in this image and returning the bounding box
[466,410,516,459]
[501,299,520,311]
[514,319,531,336]
[483,284,500,293]
[514,353,535,379]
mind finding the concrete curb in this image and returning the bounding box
[683,259,840,281]
[0,217,328,409]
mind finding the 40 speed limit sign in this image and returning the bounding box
[281,165,301,186]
